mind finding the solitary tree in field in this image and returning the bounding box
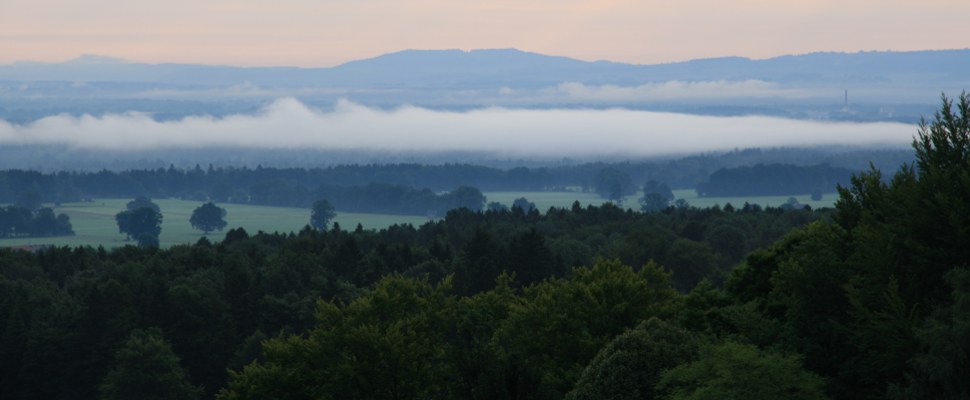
[640,180,674,212]
[190,202,227,235]
[126,196,161,213]
[311,199,337,230]
[116,207,162,247]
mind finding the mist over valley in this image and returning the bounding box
[4,1,970,398]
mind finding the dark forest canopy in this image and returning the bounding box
[0,201,822,399]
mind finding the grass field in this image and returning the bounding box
[0,199,429,249]
[1,190,837,249]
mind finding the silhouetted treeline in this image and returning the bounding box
[0,205,73,238]
[696,163,853,196]
[0,147,912,209]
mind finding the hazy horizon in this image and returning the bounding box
[3,0,968,67]
[1,0,960,162]
[7,46,970,69]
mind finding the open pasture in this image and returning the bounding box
[0,198,429,249]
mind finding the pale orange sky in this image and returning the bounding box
[1,0,967,67]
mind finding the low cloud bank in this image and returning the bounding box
[0,98,915,157]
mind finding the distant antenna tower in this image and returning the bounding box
[844,90,848,107]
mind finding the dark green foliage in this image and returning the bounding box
[126,196,161,213]
[704,224,747,261]
[0,191,828,399]
[136,232,160,247]
[657,342,828,400]
[491,260,681,399]
[452,228,504,296]
[640,192,670,212]
[0,148,915,208]
[696,163,852,197]
[309,198,336,230]
[643,180,675,201]
[904,92,970,304]
[314,183,487,216]
[506,227,561,286]
[594,167,635,202]
[219,259,681,400]
[486,201,509,212]
[511,197,537,213]
[641,180,675,212]
[447,185,487,212]
[666,239,720,292]
[715,93,970,398]
[219,275,454,400]
[567,317,698,400]
[14,189,42,211]
[190,202,227,234]
[115,207,162,245]
[0,205,74,238]
[98,328,201,400]
[891,268,970,399]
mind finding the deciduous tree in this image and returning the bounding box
[310,199,336,230]
[190,202,227,235]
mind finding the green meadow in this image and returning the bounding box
[1,190,837,249]
[0,198,429,249]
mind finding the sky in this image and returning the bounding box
[2,0,968,67]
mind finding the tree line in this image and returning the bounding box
[0,205,73,238]
[695,163,853,197]
[0,149,906,211]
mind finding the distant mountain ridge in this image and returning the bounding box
[2,48,968,88]
[2,48,967,125]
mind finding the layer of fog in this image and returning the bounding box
[128,80,814,101]
[548,80,818,101]
[0,98,916,157]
